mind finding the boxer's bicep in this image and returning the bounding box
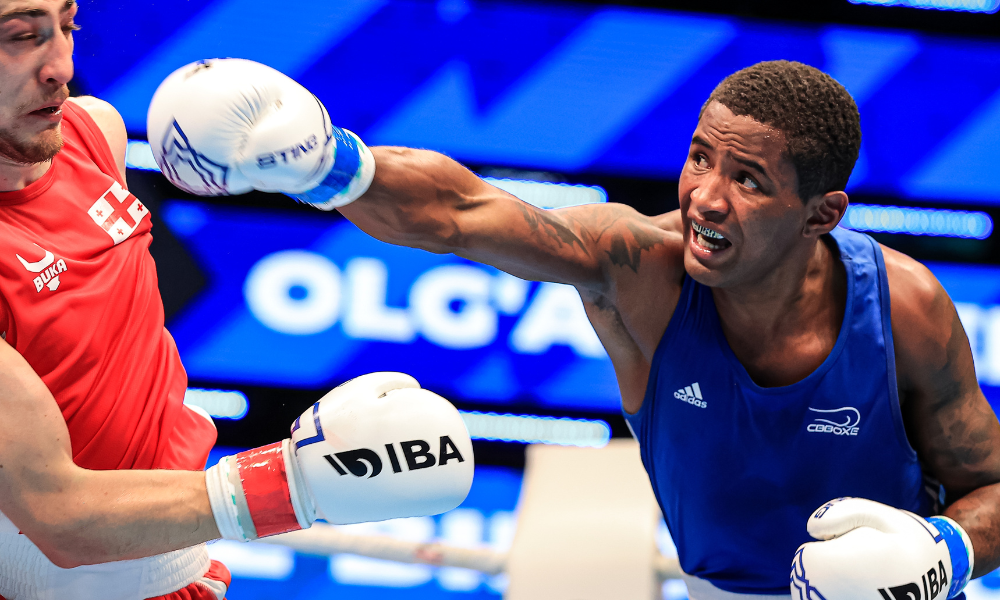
[0,339,79,537]
[0,349,218,568]
[897,288,1000,576]
[890,255,1000,495]
[909,309,1000,493]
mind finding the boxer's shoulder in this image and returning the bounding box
[595,205,683,279]
[65,96,127,180]
[881,243,979,412]
[603,206,684,304]
[577,205,683,312]
[880,244,952,347]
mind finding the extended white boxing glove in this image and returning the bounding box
[791,498,974,600]
[146,58,375,210]
[205,373,474,541]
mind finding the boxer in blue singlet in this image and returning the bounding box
[294,60,1000,599]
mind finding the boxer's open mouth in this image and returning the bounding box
[28,100,64,119]
[692,222,731,251]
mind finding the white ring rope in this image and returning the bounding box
[259,523,682,580]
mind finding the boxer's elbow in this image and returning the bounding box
[21,472,112,568]
[35,536,88,569]
[28,509,114,568]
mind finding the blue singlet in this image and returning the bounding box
[624,227,933,595]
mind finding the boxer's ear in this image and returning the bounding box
[803,191,848,238]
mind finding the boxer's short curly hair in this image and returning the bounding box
[703,60,861,202]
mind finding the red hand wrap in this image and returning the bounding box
[235,442,301,537]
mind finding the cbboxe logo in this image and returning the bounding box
[806,407,861,436]
[323,437,466,478]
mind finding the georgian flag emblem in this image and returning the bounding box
[87,181,148,245]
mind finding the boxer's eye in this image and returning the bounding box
[737,173,759,190]
[7,28,34,42]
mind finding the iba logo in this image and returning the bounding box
[323,437,465,479]
[877,561,949,600]
[291,401,465,479]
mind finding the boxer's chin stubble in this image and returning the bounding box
[0,126,63,165]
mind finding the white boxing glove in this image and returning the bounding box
[205,373,474,541]
[146,58,375,210]
[791,498,974,600]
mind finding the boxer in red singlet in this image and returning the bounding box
[0,4,479,597]
[0,1,229,597]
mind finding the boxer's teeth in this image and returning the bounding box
[697,233,722,250]
[692,222,725,240]
[692,222,731,251]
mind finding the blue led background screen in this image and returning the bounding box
[76,0,1000,206]
[164,201,620,410]
[163,201,1000,413]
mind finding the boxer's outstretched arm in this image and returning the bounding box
[0,340,220,568]
[147,61,674,295]
[886,247,1000,578]
[339,147,671,293]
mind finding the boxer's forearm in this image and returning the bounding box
[341,146,490,252]
[945,482,1000,578]
[24,467,219,568]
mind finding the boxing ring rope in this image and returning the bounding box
[260,522,683,581]
[257,442,679,598]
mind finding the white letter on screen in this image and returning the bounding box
[410,265,497,349]
[343,257,416,343]
[510,282,605,358]
[244,250,341,335]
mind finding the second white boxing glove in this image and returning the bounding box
[791,498,974,600]
[205,372,474,541]
[146,58,375,209]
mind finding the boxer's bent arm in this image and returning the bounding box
[339,147,670,293]
[0,341,219,568]
[887,248,1000,577]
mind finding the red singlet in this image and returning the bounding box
[0,101,215,471]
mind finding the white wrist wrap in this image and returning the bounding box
[205,455,252,542]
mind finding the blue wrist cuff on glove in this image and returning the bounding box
[291,126,362,206]
[928,516,972,599]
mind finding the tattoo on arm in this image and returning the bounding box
[605,221,665,274]
[903,289,1000,575]
[515,202,591,256]
[516,202,665,274]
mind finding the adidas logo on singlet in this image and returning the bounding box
[674,382,707,408]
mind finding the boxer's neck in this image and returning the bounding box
[710,236,847,387]
[0,157,51,192]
